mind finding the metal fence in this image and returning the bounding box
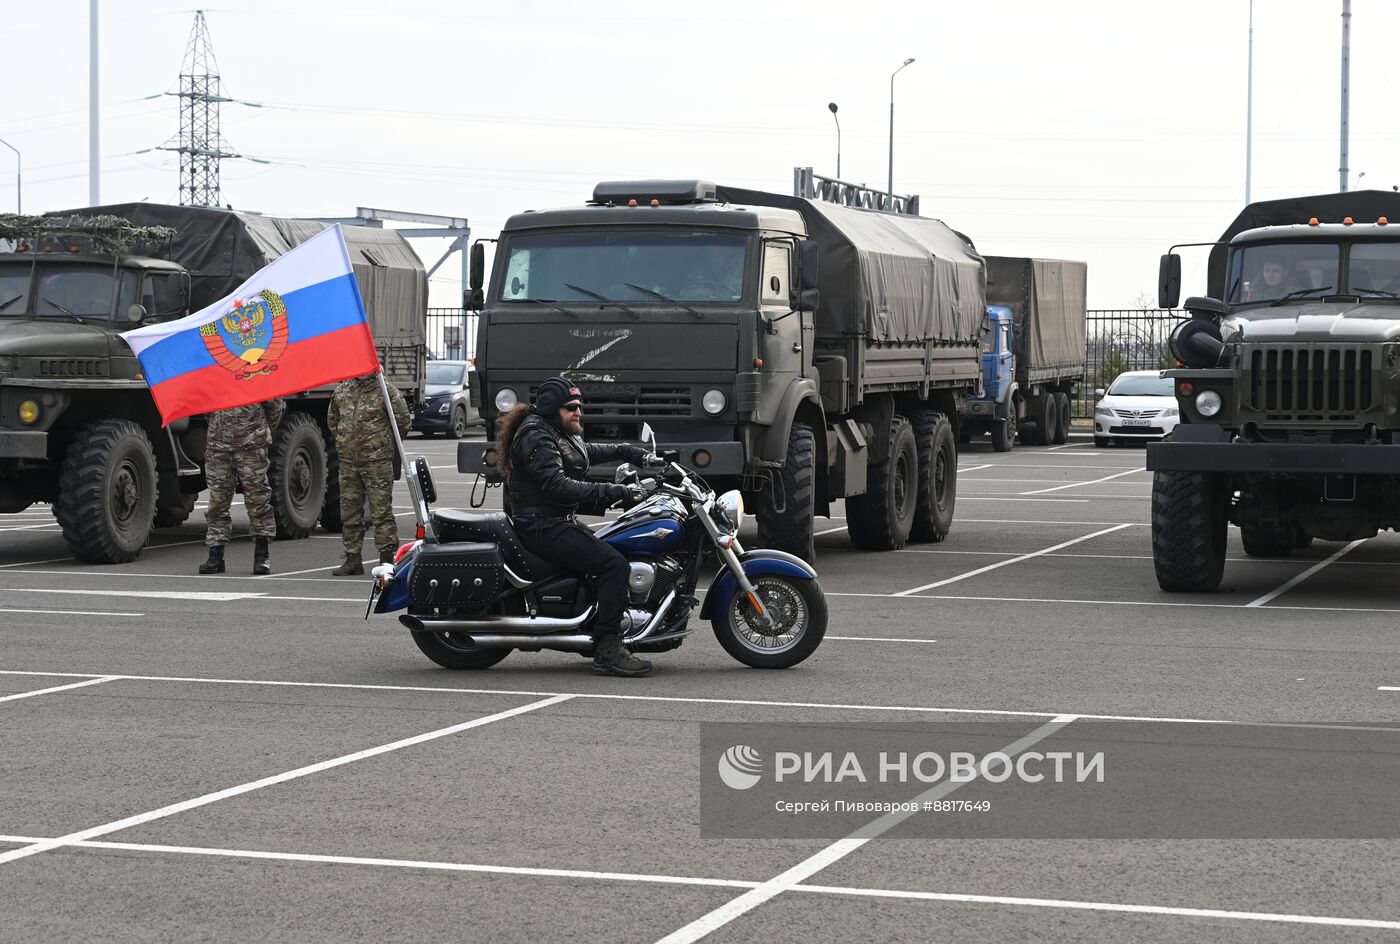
[426,305,1182,418]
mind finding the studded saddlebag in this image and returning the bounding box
[408,542,506,608]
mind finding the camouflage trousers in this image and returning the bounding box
[340,457,398,554]
[204,447,276,546]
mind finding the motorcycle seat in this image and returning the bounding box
[429,509,560,581]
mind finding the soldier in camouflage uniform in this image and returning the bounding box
[327,373,410,575]
[199,397,286,575]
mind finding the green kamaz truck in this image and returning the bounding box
[1149,190,1400,590]
[0,205,426,564]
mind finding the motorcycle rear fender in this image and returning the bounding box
[374,545,419,614]
[699,549,817,621]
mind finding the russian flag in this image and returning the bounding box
[122,225,381,426]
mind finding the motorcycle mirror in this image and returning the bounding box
[640,422,655,447]
[615,462,636,483]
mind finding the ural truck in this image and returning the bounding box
[0,205,427,563]
[960,256,1088,451]
[1148,190,1400,591]
[460,179,986,561]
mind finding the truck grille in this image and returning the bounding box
[1243,345,1375,418]
[37,358,108,378]
[535,384,692,417]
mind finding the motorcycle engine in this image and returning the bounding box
[627,559,683,609]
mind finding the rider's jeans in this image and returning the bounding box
[515,518,630,642]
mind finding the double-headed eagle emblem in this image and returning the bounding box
[199,289,289,380]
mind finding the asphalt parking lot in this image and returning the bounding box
[3,431,1400,942]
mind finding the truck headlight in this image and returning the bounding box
[494,387,519,412]
[702,388,727,415]
[1195,390,1223,417]
[18,400,40,425]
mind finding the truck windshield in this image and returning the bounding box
[0,260,137,318]
[1227,243,1339,304]
[499,231,748,305]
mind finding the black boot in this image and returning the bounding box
[378,547,396,565]
[332,554,364,576]
[198,545,225,574]
[253,537,271,575]
[592,633,652,677]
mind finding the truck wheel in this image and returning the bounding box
[992,401,1016,452]
[270,412,328,540]
[319,426,343,533]
[910,411,956,543]
[846,416,918,551]
[756,421,816,563]
[1051,392,1071,445]
[1151,470,1227,592]
[1240,521,1295,558]
[1025,395,1053,446]
[153,492,196,528]
[54,419,158,564]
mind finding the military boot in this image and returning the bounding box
[378,546,396,565]
[332,554,364,576]
[592,633,653,677]
[198,545,225,574]
[253,538,272,576]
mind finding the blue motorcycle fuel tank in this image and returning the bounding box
[598,515,685,556]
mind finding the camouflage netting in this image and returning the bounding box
[0,213,175,254]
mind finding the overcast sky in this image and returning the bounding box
[4,0,1397,309]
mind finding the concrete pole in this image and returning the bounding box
[89,0,100,205]
[1246,0,1253,204]
[1340,0,1351,192]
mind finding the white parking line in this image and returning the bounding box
[267,559,376,579]
[959,496,1090,503]
[0,693,573,867]
[827,635,936,644]
[813,527,847,537]
[957,463,993,473]
[829,590,1400,615]
[0,608,146,618]
[1020,467,1142,495]
[1245,540,1366,607]
[2,588,360,604]
[893,525,1133,596]
[654,716,1078,944]
[0,676,120,703]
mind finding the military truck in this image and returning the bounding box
[0,205,427,563]
[460,179,986,561]
[959,256,1088,451]
[1148,190,1400,591]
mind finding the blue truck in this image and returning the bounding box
[958,256,1088,451]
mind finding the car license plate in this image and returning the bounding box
[1121,418,1152,427]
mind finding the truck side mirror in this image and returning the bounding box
[178,272,192,310]
[126,304,147,323]
[1158,253,1182,309]
[797,239,820,292]
[468,242,486,312]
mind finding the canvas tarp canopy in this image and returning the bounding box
[1207,190,1400,299]
[715,187,986,345]
[984,256,1087,372]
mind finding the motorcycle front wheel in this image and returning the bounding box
[412,631,513,670]
[711,575,827,669]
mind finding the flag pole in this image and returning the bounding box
[377,369,434,542]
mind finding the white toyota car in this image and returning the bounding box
[1093,370,1180,447]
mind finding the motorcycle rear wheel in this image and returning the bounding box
[711,575,827,669]
[412,632,513,670]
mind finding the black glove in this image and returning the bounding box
[636,449,666,469]
[604,484,636,508]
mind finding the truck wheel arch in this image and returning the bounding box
[758,379,825,463]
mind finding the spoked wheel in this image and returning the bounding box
[411,631,514,670]
[711,575,827,668]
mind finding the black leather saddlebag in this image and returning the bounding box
[409,542,505,608]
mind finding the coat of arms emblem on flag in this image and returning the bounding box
[198,288,289,379]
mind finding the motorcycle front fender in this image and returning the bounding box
[699,549,817,621]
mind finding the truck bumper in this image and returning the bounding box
[0,430,47,460]
[457,440,746,478]
[1147,426,1400,475]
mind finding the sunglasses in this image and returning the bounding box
[562,403,583,413]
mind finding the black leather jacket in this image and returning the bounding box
[508,414,646,519]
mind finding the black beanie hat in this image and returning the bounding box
[532,376,582,425]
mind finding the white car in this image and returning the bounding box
[1093,370,1180,447]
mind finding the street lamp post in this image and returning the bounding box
[827,102,841,179]
[888,57,915,204]
[0,137,19,213]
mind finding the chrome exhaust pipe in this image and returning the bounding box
[399,606,595,635]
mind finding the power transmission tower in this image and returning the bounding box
[162,11,238,207]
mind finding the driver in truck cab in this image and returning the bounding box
[495,376,658,677]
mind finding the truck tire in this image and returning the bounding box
[1051,392,1071,445]
[1026,395,1054,446]
[1151,470,1227,592]
[1240,521,1295,558]
[153,492,196,528]
[319,426,343,533]
[992,399,1016,453]
[269,411,328,540]
[54,419,158,564]
[846,416,918,551]
[909,411,956,543]
[756,421,816,563]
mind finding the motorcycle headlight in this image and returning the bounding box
[702,388,727,415]
[494,387,519,412]
[714,489,745,533]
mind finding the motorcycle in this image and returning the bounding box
[366,426,827,670]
